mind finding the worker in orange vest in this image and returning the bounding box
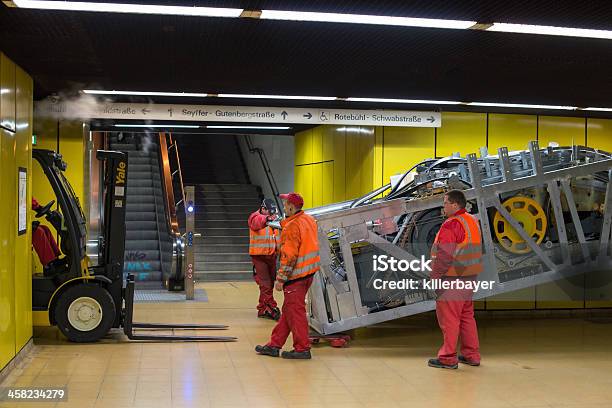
[255,192,320,359]
[428,189,483,369]
[248,198,281,320]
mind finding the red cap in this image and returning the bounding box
[279,192,304,208]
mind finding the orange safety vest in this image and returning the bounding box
[249,225,279,256]
[431,212,483,277]
[278,211,320,281]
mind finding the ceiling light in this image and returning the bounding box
[114,124,200,128]
[217,93,336,101]
[206,125,291,130]
[468,102,577,110]
[83,90,209,97]
[488,23,612,40]
[11,0,243,17]
[259,10,476,29]
[336,127,374,134]
[583,107,612,112]
[347,97,462,105]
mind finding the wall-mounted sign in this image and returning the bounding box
[18,168,27,235]
[36,101,442,128]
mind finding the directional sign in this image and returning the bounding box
[36,101,442,127]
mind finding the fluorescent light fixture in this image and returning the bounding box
[114,124,200,128]
[468,102,577,110]
[347,97,462,105]
[488,23,612,40]
[217,93,336,101]
[583,107,612,112]
[206,125,291,130]
[83,90,209,97]
[260,10,475,29]
[11,1,243,17]
[336,127,374,134]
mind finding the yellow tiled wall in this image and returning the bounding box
[295,112,612,311]
[0,52,33,371]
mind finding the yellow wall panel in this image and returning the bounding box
[488,113,537,152]
[311,126,323,163]
[437,112,487,158]
[538,116,585,147]
[14,66,33,350]
[0,53,16,132]
[322,161,334,205]
[587,118,612,151]
[295,165,313,209]
[332,129,346,202]
[382,126,435,185]
[311,163,323,208]
[344,128,375,200]
[294,129,312,166]
[0,128,17,369]
[58,121,85,202]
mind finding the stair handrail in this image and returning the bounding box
[158,132,185,236]
[244,135,284,216]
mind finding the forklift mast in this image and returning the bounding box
[95,150,128,326]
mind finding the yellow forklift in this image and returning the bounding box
[31,149,235,342]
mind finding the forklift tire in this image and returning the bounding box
[54,284,116,343]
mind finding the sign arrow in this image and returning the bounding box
[427,116,435,123]
[281,111,288,120]
[142,108,151,115]
[303,112,312,119]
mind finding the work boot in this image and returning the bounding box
[427,358,458,369]
[458,355,480,366]
[257,309,277,320]
[255,345,280,357]
[281,349,312,359]
[270,307,281,321]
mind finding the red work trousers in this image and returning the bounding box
[32,224,60,266]
[435,286,480,365]
[251,255,278,313]
[268,275,314,352]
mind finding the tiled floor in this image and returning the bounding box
[2,282,612,408]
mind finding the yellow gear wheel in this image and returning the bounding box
[493,196,547,254]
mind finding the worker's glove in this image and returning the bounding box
[274,281,284,292]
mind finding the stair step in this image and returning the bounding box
[197,204,256,213]
[195,271,253,282]
[196,261,253,271]
[195,253,250,263]
[197,198,261,206]
[198,236,249,245]
[125,240,161,251]
[197,184,259,192]
[195,191,261,199]
[197,212,252,221]
[198,228,249,237]
[196,220,247,229]
[194,244,249,253]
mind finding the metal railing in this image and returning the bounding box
[244,135,283,216]
[159,132,186,236]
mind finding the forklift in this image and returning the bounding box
[31,149,236,342]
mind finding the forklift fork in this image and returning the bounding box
[122,275,237,341]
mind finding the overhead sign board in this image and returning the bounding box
[36,101,442,127]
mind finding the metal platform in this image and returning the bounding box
[134,289,208,303]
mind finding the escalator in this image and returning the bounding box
[107,132,175,285]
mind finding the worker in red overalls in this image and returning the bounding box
[248,198,281,320]
[255,192,320,359]
[428,189,483,369]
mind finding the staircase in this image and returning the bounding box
[109,133,173,284]
[194,184,262,281]
[175,133,263,281]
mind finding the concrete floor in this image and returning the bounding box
[1,281,612,408]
